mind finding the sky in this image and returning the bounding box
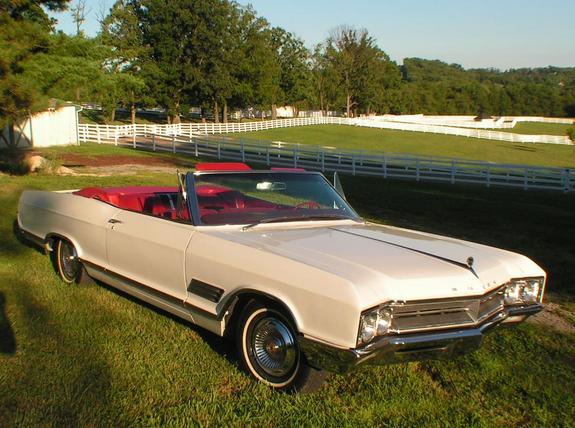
[50,0,575,71]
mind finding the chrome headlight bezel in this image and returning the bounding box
[504,277,545,306]
[357,305,394,347]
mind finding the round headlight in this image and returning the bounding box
[377,309,392,335]
[504,283,522,305]
[521,280,541,303]
[360,313,377,344]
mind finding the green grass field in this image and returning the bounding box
[501,122,573,136]
[229,125,575,168]
[1,144,574,426]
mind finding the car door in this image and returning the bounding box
[106,210,194,302]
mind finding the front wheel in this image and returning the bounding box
[236,300,327,393]
[53,239,91,285]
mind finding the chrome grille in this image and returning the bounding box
[389,286,505,333]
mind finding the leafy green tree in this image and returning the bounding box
[271,27,312,116]
[100,0,147,123]
[136,0,248,124]
[227,5,280,119]
[0,0,70,147]
[323,26,396,117]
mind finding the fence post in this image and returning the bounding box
[152,134,156,151]
[172,134,176,154]
[294,146,298,168]
[195,138,198,157]
[383,155,387,178]
[132,123,136,148]
[97,126,101,144]
[114,130,118,146]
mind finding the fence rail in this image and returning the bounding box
[77,124,573,193]
[78,116,573,145]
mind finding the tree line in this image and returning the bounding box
[1,0,574,146]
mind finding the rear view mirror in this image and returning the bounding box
[256,181,287,191]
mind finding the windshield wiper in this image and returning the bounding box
[242,214,356,231]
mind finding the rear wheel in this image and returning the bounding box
[236,300,327,393]
[54,239,90,285]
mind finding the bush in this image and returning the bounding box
[567,126,575,141]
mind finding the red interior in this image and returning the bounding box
[73,184,279,223]
[74,186,185,219]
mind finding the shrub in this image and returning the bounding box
[567,126,575,141]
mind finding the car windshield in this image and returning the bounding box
[193,172,360,226]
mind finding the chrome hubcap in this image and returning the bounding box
[61,242,79,280]
[251,317,297,378]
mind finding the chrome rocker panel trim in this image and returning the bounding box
[299,304,543,374]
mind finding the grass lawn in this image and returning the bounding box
[228,125,575,168]
[502,122,574,136]
[1,144,574,426]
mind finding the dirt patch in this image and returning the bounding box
[60,153,177,168]
[79,164,180,176]
[528,302,575,334]
[51,153,198,176]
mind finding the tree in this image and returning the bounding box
[70,0,90,36]
[271,27,312,116]
[100,0,147,123]
[136,0,240,123]
[0,0,70,148]
[323,26,395,117]
[23,34,110,105]
[310,44,340,115]
[227,5,280,120]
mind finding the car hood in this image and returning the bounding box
[209,222,545,305]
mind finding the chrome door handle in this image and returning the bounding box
[108,219,123,224]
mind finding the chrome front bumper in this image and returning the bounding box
[299,304,543,374]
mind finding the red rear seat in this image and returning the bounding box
[116,194,146,211]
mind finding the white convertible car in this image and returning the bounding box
[17,163,545,392]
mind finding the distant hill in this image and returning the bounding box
[395,59,575,117]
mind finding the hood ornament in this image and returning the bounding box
[467,257,474,268]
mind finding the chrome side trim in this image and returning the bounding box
[299,304,542,374]
[81,260,225,336]
[17,227,45,249]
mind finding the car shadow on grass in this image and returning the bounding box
[2,280,121,425]
[95,281,239,367]
[0,293,16,354]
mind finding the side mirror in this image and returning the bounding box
[333,172,347,200]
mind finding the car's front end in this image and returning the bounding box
[299,276,544,373]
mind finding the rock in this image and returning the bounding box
[26,155,47,172]
[55,166,76,175]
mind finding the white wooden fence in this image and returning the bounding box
[78,116,573,145]
[77,124,573,193]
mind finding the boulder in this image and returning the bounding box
[55,166,76,175]
[25,155,47,172]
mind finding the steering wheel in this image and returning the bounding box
[294,201,321,209]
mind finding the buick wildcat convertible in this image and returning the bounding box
[17,163,545,392]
